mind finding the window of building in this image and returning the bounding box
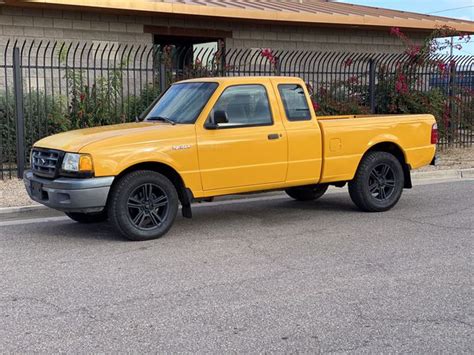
[145,25,230,70]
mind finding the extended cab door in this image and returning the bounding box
[196,82,288,191]
[274,80,322,184]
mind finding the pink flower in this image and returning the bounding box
[260,48,276,64]
[406,45,421,57]
[311,99,320,112]
[344,58,353,67]
[347,75,359,84]
[395,73,408,94]
[390,27,402,37]
[437,62,447,74]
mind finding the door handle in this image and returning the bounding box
[268,133,280,140]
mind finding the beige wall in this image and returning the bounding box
[0,5,426,53]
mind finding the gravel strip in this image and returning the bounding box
[0,178,36,208]
[417,147,474,172]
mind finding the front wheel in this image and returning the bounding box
[348,151,404,212]
[108,170,179,241]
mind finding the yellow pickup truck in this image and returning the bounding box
[25,76,437,241]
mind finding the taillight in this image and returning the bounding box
[431,123,438,144]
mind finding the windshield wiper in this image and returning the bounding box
[146,116,176,125]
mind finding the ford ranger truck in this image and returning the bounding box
[24,77,437,241]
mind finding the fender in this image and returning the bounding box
[359,136,412,189]
[113,157,195,219]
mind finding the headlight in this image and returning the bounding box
[62,153,94,173]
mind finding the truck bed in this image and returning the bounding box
[317,114,436,183]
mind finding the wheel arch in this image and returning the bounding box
[111,161,193,217]
[362,141,412,188]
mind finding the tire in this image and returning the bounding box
[108,170,179,241]
[348,151,404,212]
[65,211,107,223]
[285,184,329,201]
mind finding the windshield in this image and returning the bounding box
[144,82,218,124]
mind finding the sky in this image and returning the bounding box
[336,0,474,55]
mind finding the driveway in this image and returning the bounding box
[0,180,472,353]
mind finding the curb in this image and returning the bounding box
[460,169,474,179]
[0,204,44,215]
[412,168,474,180]
[1,168,473,215]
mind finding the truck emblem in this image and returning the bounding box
[172,144,191,151]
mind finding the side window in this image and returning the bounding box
[278,84,311,121]
[210,85,273,127]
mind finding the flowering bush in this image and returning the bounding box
[260,48,279,74]
[304,26,473,145]
[309,78,371,116]
[390,25,471,62]
[383,26,473,143]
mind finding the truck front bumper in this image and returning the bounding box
[24,170,114,213]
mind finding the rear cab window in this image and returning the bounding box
[278,84,312,121]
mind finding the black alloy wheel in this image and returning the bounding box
[127,183,169,230]
[368,163,396,201]
[108,170,179,241]
[349,151,404,212]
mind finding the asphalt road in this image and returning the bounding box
[1,180,472,353]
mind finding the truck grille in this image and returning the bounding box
[31,148,63,178]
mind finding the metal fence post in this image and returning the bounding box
[13,46,25,179]
[447,62,456,145]
[369,58,376,114]
[159,62,167,93]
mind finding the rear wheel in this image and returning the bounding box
[108,170,179,241]
[65,211,107,223]
[348,151,404,212]
[285,184,329,201]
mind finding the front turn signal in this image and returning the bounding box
[79,154,94,172]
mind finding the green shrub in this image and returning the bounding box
[0,90,67,163]
[124,84,161,120]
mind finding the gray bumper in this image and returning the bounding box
[24,170,114,213]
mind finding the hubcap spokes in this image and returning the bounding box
[127,183,169,230]
[369,163,396,201]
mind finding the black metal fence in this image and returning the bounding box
[1,40,473,179]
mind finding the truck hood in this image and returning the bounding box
[34,122,185,152]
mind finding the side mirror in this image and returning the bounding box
[205,110,229,129]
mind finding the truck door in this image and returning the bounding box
[276,82,323,184]
[196,83,288,191]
